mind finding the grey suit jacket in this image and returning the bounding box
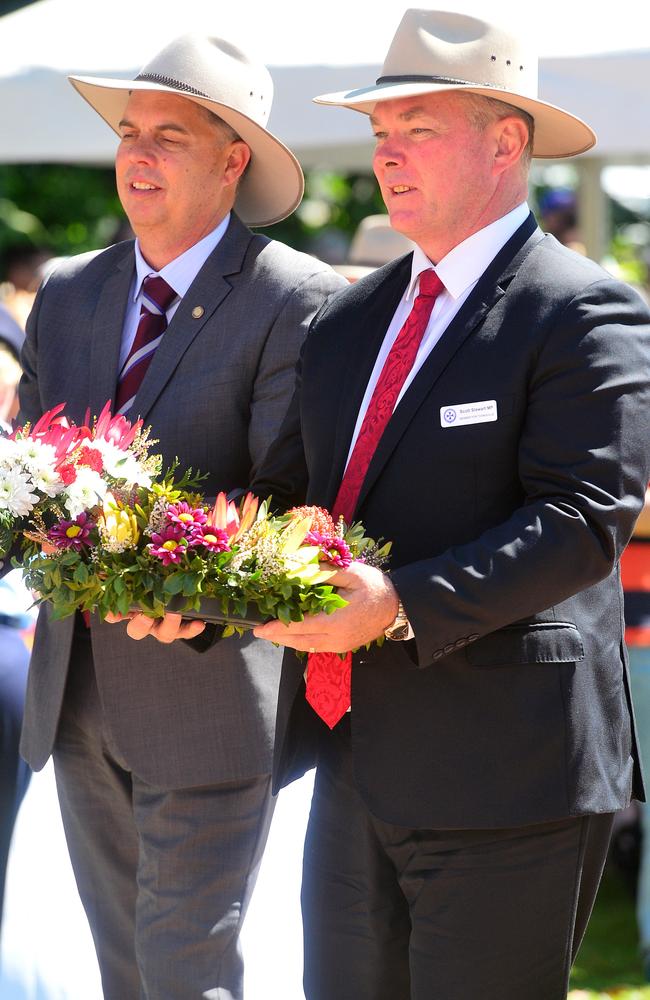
[18,213,345,788]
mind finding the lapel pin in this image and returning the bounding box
[191,305,205,319]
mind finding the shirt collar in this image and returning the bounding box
[406,202,530,301]
[132,212,231,302]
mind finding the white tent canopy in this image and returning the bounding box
[0,0,649,168]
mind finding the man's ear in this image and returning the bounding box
[492,116,529,174]
[225,141,251,185]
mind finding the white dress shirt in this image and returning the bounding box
[118,212,231,373]
[345,203,530,467]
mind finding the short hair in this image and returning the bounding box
[461,92,535,166]
[196,105,242,145]
[196,105,251,180]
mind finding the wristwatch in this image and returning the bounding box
[384,600,414,641]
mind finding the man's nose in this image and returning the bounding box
[127,136,157,163]
[374,137,404,168]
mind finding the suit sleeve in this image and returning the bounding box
[391,279,650,667]
[18,279,46,425]
[246,269,345,484]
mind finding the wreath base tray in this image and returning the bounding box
[138,595,271,628]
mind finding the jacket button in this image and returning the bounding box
[468,634,479,642]
[432,649,444,660]
[443,643,455,655]
[454,638,467,649]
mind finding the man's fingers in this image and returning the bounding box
[253,620,337,651]
[150,612,185,643]
[126,614,156,640]
[177,620,206,640]
[104,611,129,624]
[126,612,206,643]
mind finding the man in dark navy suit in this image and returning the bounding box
[251,9,650,1000]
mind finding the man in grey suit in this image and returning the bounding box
[18,34,344,1000]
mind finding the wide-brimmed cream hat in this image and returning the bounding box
[335,215,417,282]
[69,34,304,226]
[315,9,595,158]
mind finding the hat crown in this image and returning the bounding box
[380,9,538,99]
[137,34,273,127]
[349,216,416,267]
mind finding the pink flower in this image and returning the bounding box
[147,524,188,566]
[166,501,207,530]
[93,401,141,450]
[305,530,352,569]
[189,525,230,553]
[208,492,258,541]
[16,405,91,463]
[47,512,94,550]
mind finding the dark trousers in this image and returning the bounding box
[0,625,31,930]
[302,718,613,1000]
[53,625,275,1000]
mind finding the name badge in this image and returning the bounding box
[440,399,498,428]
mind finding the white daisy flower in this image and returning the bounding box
[0,468,39,516]
[33,467,65,498]
[0,437,20,468]
[12,438,59,479]
[63,467,108,518]
[92,438,152,487]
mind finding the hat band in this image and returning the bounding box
[375,73,507,91]
[135,72,211,99]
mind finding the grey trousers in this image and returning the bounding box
[52,627,275,1000]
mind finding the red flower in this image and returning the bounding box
[77,446,104,473]
[58,463,77,485]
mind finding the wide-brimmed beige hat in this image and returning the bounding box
[315,9,595,159]
[335,215,417,282]
[69,34,304,226]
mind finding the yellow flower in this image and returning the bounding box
[100,494,140,550]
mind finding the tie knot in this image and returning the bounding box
[417,269,444,299]
[142,274,178,314]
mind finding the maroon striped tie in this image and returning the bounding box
[305,269,445,729]
[115,275,178,415]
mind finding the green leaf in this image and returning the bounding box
[162,572,186,595]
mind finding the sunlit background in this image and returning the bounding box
[0,3,649,998]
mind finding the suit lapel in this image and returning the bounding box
[323,258,413,508]
[352,214,544,514]
[130,215,253,423]
[88,246,134,417]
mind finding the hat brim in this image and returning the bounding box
[69,75,304,226]
[314,81,596,159]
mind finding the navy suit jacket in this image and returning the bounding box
[254,216,650,829]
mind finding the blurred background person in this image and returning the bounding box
[0,341,34,937]
[538,187,587,255]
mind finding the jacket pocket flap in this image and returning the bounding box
[466,622,584,666]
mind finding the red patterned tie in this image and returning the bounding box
[115,275,178,415]
[306,269,445,728]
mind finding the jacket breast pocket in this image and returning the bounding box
[466,622,585,667]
